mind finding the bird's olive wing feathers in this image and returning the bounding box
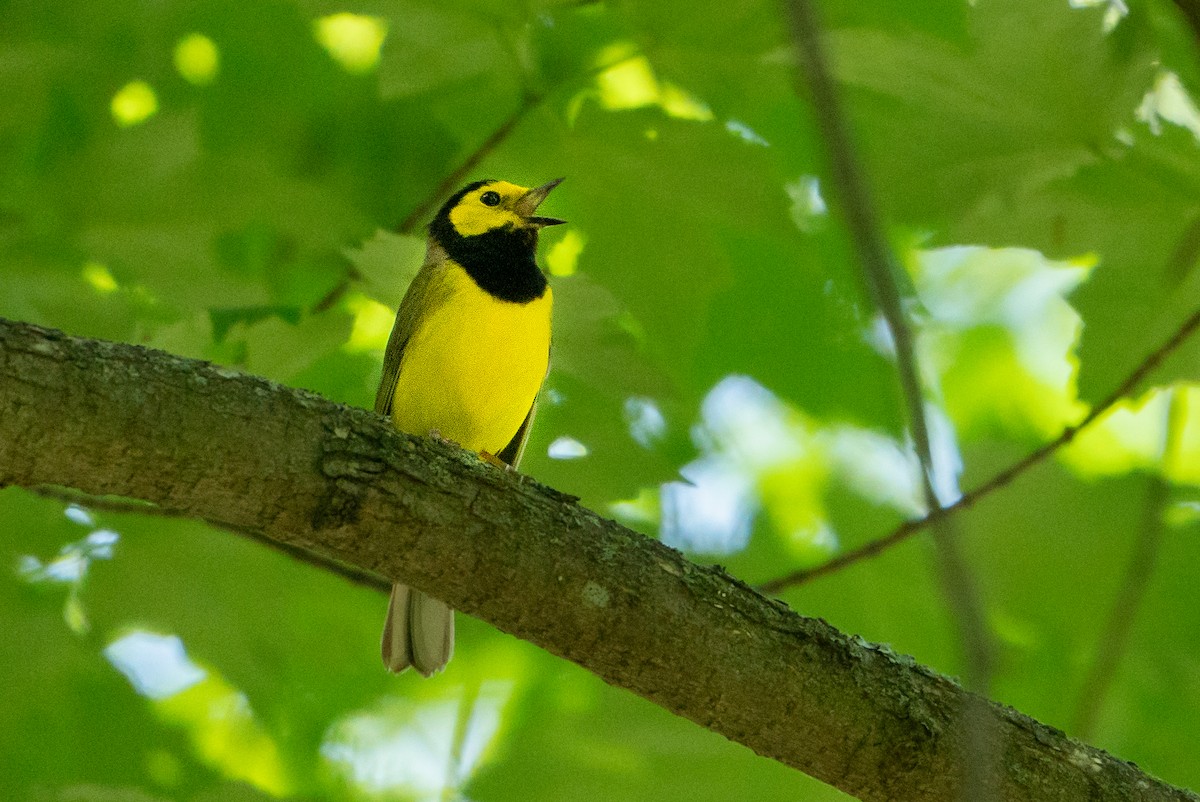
[374,246,549,469]
[496,397,538,468]
[373,255,450,417]
[496,337,551,468]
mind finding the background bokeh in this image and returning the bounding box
[3,0,1200,799]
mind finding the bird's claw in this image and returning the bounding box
[479,451,517,472]
[428,429,461,448]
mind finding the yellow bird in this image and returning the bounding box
[375,178,564,675]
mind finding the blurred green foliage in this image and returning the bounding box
[2,0,1200,799]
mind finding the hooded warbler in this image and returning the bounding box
[375,178,565,675]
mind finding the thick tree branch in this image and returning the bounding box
[0,318,1194,802]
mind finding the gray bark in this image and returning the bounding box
[0,317,1193,802]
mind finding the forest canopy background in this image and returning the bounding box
[2,0,1200,800]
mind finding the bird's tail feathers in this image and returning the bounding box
[381,583,454,676]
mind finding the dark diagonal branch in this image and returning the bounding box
[316,49,637,314]
[761,304,1200,594]
[395,92,544,235]
[1172,0,1200,45]
[2,318,1196,801]
[1073,389,1189,739]
[782,1,995,796]
[398,33,667,234]
[315,95,538,314]
[27,485,391,594]
[395,43,639,235]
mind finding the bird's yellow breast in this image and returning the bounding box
[388,262,552,455]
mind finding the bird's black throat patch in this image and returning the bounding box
[430,201,548,304]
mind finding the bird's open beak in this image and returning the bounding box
[514,178,567,228]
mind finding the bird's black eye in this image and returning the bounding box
[480,191,501,207]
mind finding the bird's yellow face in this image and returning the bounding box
[447,180,566,237]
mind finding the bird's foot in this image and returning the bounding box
[479,451,516,472]
[428,429,461,448]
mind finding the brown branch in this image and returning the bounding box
[394,43,639,236]
[1072,389,1189,739]
[782,1,995,795]
[2,317,1196,801]
[312,266,364,314]
[1172,0,1200,45]
[395,92,544,235]
[314,91,540,314]
[760,304,1200,594]
[315,47,637,313]
[26,485,390,594]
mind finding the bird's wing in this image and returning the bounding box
[496,338,551,468]
[496,396,538,468]
[373,255,450,417]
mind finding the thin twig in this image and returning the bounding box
[394,41,642,235]
[26,485,390,593]
[316,46,637,313]
[395,91,545,235]
[1072,389,1188,740]
[1171,0,1200,45]
[782,1,994,797]
[312,266,363,314]
[759,304,1200,594]
[313,94,540,314]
